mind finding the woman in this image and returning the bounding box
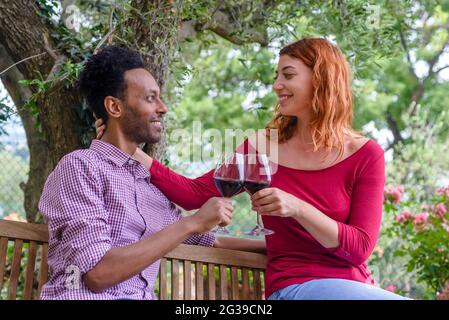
[97,38,409,300]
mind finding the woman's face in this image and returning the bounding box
[272,55,313,120]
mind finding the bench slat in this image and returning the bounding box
[23,241,38,300]
[219,265,228,300]
[0,220,48,243]
[37,243,48,299]
[195,262,203,300]
[183,260,191,300]
[231,267,239,299]
[242,267,250,300]
[166,244,266,269]
[172,259,179,300]
[253,268,262,300]
[8,239,23,299]
[207,263,215,300]
[159,258,167,299]
[0,237,8,292]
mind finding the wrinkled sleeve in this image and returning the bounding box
[161,204,215,247]
[39,154,112,274]
[149,160,220,211]
[326,153,385,266]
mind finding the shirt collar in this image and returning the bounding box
[89,140,150,179]
[90,139,132,167]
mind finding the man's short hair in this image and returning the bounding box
[78,45,145,122]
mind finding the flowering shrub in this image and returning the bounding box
[384,185,449,297]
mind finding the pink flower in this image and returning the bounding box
[384,285,397,293]
[384,186,404,204]
[437,186,449,197]
[396,211,413,224]
[414,212,429,225]
[435,203,447,216]
[413,212,429,232]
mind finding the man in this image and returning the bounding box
[39,45,263,300]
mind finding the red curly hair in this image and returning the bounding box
[266,38,360,160]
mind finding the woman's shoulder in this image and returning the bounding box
[346,136,384,173]
[352,136,384,159]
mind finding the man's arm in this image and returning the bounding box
[213,237,266,254]
[84,197,232,293]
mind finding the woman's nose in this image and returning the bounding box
[272,79,284,91]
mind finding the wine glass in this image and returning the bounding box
[212,153,244,234]
[244,154,274,236]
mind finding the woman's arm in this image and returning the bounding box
[150,160,220,210]
[214,237,266,254]
[131,147,220,210]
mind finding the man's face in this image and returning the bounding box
[120,68,168,144]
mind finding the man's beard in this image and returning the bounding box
[121,105,162,145]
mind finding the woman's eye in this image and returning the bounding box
[284,74,294,79]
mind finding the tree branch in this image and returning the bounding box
[386,110,403,150]
[177,1,274,46]
[399,28,418,80]
[408,37,449,117]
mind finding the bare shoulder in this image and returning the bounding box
[346,134,370,154]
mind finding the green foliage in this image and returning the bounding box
[0,97,15,135]
[384,186,449,296]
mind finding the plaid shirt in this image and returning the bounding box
[39,140,214,300]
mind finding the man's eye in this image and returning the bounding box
[147,96,155,102]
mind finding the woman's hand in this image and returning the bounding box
[95,118,106,139]
[132,147,153,171]
[251,187,304,218]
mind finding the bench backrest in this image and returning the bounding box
[0,220,267,300]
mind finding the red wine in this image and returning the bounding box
[214,177,243,197]
[244,180,270,194]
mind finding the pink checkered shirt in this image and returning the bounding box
[39,139,215,300]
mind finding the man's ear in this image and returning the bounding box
[104,96,123,119]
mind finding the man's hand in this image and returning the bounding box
[188,197,233,233]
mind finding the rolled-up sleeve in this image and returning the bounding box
[39,154,112,274]
[163,204,215,247]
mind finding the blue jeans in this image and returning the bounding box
[268,279,411,300]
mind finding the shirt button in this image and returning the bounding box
[128,159,135,166]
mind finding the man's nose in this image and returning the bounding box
[157,99,168,114]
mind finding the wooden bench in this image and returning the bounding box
[0,219,267,300]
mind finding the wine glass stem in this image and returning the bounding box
[256,212,263,229]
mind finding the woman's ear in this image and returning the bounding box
[104,96,123,119]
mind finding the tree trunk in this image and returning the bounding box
[0,44,52,223]
[0,1,83,222]
[121,0,180,160]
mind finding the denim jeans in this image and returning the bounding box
[268,278,411,300]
